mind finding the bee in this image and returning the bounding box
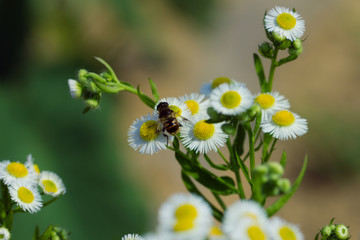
[156,102,185,145]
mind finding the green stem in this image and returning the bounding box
[234,170,246,199]
[212,192,227,211]
[217,149,230,166]
[267,47,279,92]
[244,123,256,178]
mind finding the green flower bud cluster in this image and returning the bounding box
[253,162,291,196]
[50,226,70,240]
[76,69,103,113]
[316,222,350,240]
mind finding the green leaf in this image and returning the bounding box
[181,171,223,221]
[280,151,287,169]
[204,154,228,171]
[222,123,236,135]
[94,57,118,83]
[206,107,229,123]
[234,124,246,157]
[266,156,308,216]
[173,136,180,150]
[235,151,251,185]
[314,232,320,240]
[33,226,40,240]
[137,85,156,109]
[174,151,236,195]
[39,225,53,240]
[253,54,266,92]
[148,78,159,103]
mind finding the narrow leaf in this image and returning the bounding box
[204,154,228,171]
[235,151,251,185]
[253,53,266,91]
[148,78,160,102]
[137,85,156,109]
[94,57,118,82]
[266,156,308,216]
[280,151,287,169]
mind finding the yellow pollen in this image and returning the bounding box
[139,120,159,141]
[211,77,232,89]
[34,164,40,174]
[248,226,266,240]
[193,120,215,140]
[6,162,28,178]
[210,226,223,236]
[272,110,295,126]
[173,204,197,232]
[42,180,58,193]
[170,105,182,118]
[185,100,199,115]
[18,187,35,204]
[279,226,296,240]
[221,91,241,109]
[255,94,275,109]
[276,13,296,30]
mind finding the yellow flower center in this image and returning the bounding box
[272,110,295,126]
[210,226,223,236]
[42,180,58,193]
[248,226,266,240]
[245,212,258,221]
[255,94,275,109]
[18,187,35,203]
[279,226,296,240]
[139,120,159,141]
[221,91,241,109]
[185,100,199,115]
[6,162,28,178]
[34,164,40,174]
[211,77,232,89]
[170,105,182,118]
[276,13,296,30]
[193,120,215,140]
[173,204,197,232]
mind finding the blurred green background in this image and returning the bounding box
[1,0,360,239]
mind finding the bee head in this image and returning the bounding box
[157,102,169,111]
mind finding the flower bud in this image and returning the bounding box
[222,123,236,136]
[289,47,303,57]
[293,39,302,50]
[258,42,274,58]
[320,225,332,237]
[335,224,349,240]
[279,39,292,50]
[277,178,291,193]
[247,103,261,120]
[272,32,286,42]
[268,162,284,176]
[78,69,88,85]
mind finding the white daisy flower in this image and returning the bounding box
[200,77,246,97]
[128,113,169,155]
[180,115,228,154]
[261,110,308,140]
[67,79,83,98]
[121,233,144,240]
[0,227,10,240]
[179,93,210,116]
[25,154,41,176]
[210,83,253,116]
[269,217,304,240]
[254,92,290,121]
[38,171,66,197]
[9,182,43,214]
[158,193,213,240]
[222,200,268,237]
[264,6,305,41]
[0,160,38,186]
[155,97,192,124]
[228,219,271,240]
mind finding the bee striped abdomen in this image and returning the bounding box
[164,118,180,135]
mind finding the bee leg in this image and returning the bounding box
[163,133,169,146]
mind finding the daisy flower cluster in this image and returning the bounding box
[121,193,304,240]
[0,154,66,237]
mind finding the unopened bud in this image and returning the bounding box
[258,42,274,58]
[78,69,88,85]
[289,47,303,57]
[335,225,349,240]
[222,124,236,136]
[279,39,292,50]
[277,178,291,193]
[253,165,269,183]
[268,162,284,176]
[247,103,261,120]
[272,32,286,42]
[293,39,302,49]
[320,225,332,237]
